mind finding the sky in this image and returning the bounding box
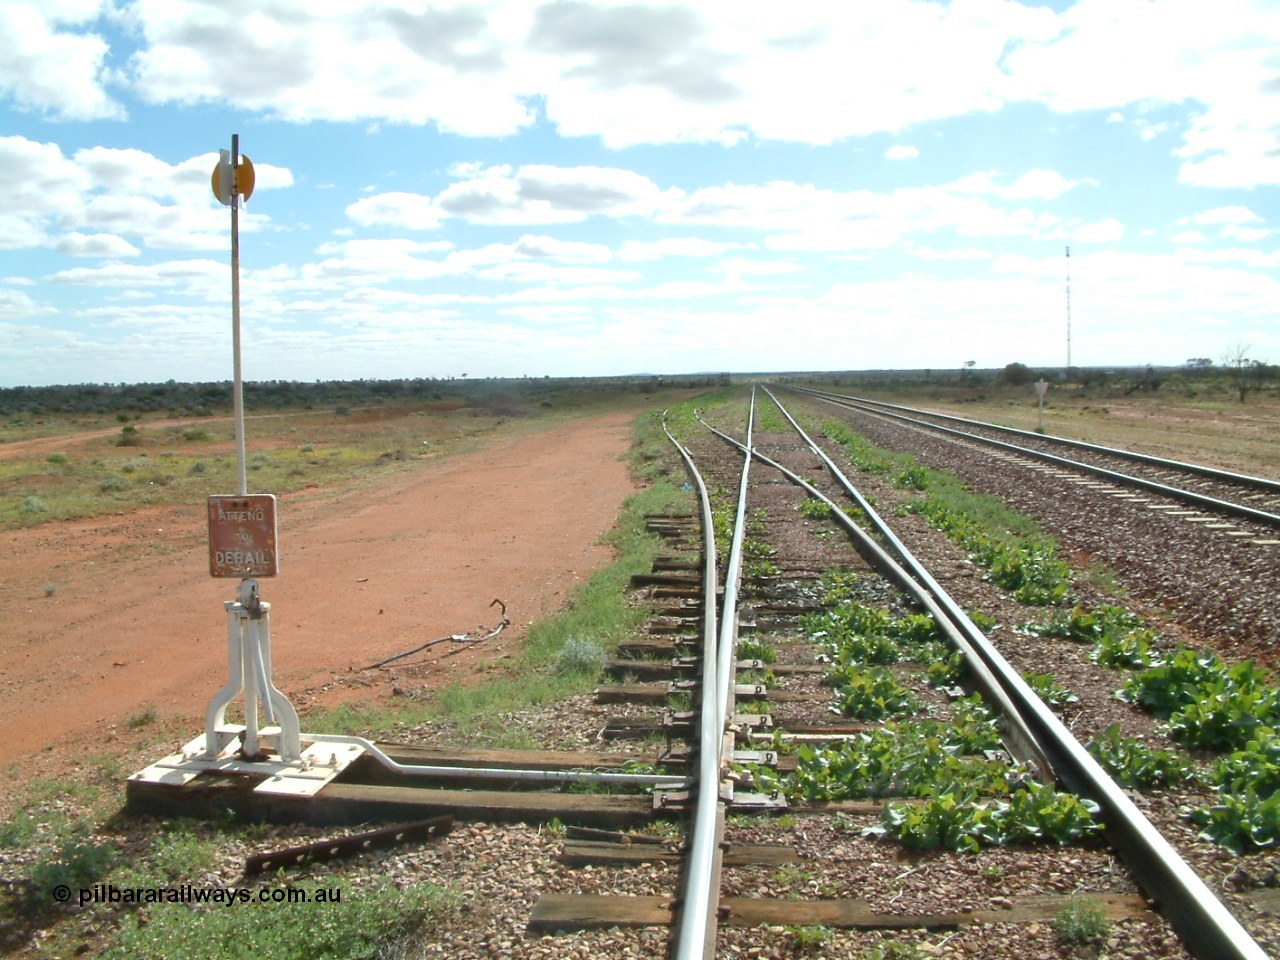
[1,0,1278,388]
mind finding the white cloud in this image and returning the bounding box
[507,235,612,263]
[1139,121,1169,142]
[9,242,1279,385]
[0,1,122,120]
[0,287,55,319]
[617,237,741,261]
[47,258,225,292]
[346,192,446,230]
[127,0,533,136]
[54,2,1014,151]
[1222,224,1271,243]
[0,214,49,250]
[439,164,675,223]
[0,135,92,217]
[447,161,512,179]
[1175,207,1271,243]
[1003,0,1280,188]
[474,262,639,285]
[53,232,140,258]
[1056,218,1125,244]
[1172,230,1206,244]
[1177,247,1280,269]
[350,165,678,229]
[1180,206,1262,227]
[709,257,804,277]
[885,144,919,160]
[291,235,626,292]
[660,174,1077,251]
[8,0,1264,188]
[906,245,995,261]
[1003,170,1079,201]
[0,136,291,254]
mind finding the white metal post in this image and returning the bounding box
[253,604,301,761]
[201,136,301,766]
[202,603,246,759]
[203,583,301,763]
[230,134,247,497]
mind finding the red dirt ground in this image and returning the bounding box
[0,411,637,783]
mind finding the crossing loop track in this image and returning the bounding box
[658,389,1267,959]
[785,385,1280,532]
[750,387,1269,960]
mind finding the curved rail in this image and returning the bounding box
[786,385,1280,530]
[699,412,1053,781]
[665,393,754,960]
[758,387,1269,960]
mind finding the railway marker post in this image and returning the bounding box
[1035,379,1049,432]
[203,137,300,763]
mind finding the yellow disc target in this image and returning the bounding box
[211,156,255,205]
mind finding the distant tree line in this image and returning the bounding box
[778,356,1278,402]
[0,373,734,419]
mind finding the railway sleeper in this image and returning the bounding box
[594,682,791,705]
[597,712,773,740]
[558,840,799,869]
[602,657,823,681]
[527,892,1155,934]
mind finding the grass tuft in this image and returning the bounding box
[1053,897,1110,946]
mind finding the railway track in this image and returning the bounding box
[785,385,1280,536]
[126,387,1280,959]
[539,388,1270,958]
[777,384,1280,659]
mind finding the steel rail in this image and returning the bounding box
[700,414,1053,781]
[793,385,1280,495]
[755,388,1050,776]
[759,388,1269,960]
[686,390,756,960]
[786,386,1280,530]
[663,413,725,960]
[712,388,755,729]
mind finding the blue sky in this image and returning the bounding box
[1,0,1277,387]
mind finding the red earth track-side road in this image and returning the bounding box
[0,411,638,773]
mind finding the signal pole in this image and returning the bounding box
[230,134,246,496]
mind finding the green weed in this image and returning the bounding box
[555,636,606,676]
[1191,789,1280,854]
[1086,725,1193,789]
[125,706,159,730]
[1053,898,1110,946]
[828,665,920,720]
[787,924,831,953]
[101,879,455,960]
[738,638,778,664]
[861,940,923,960]
[19,837,116,913]
[1021,671,1078,709]
[871,783,1102,852]
[798,497,832,519]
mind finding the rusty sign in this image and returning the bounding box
[207,494,278,578]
